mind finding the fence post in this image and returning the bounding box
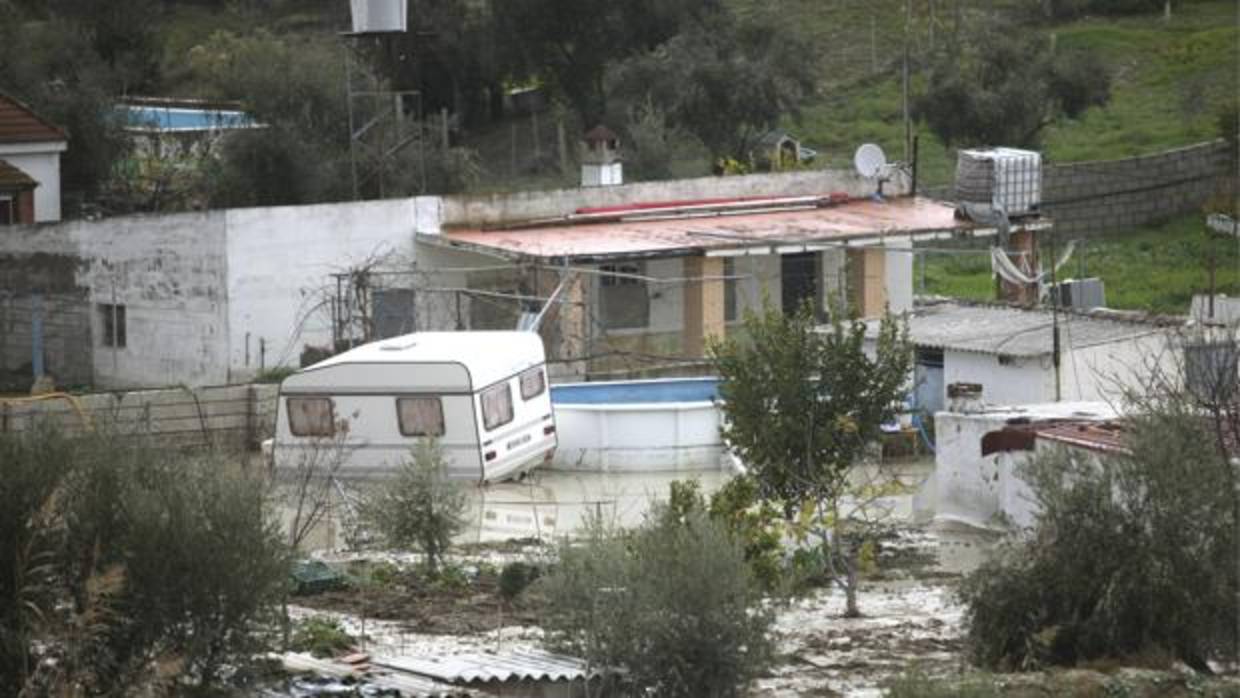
[246,384,257,452]
[31,293,44,380]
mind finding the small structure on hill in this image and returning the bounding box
[0,91,67,223]
[580,125,622,187]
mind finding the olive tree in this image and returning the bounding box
[916,25,1110,149]
[709,299,911,616]
[0,426,290,694]
[541,506,774,697]
[961,331,1240,670]
[358,439,468,574]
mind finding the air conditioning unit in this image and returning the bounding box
[1053,277,1106,310]
[955,147,1042,216]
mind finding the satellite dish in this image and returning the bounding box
[854,143,888,179]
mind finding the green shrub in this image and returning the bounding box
[498,561,540,600]
[357,439,468,574]
[960,408,1238,671]
[0,426,291,693]
[542,507,774,697]
[290,617,355,658]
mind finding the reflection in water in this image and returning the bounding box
[278,457,999,575]
[469,468,736,542]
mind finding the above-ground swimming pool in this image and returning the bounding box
[549,377,727,472]
[118,105,258,132]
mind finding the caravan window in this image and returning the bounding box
[287,397,334,437]
[519,366,546,400]
[397,397,445,437]
[481,382,514,431]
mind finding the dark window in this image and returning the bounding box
[600,263,649,329]
[0,198,12,225]
[780,252,817,316]
[287,397,335,437]
[519,366,546,400]
[481,382,514,431]
[99,303,127,348]
[916,347,944,367]
[396,397,445,436]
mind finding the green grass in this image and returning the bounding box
[776,0,1237,187]
[922,214,1240,314]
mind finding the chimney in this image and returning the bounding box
[581,125,622,187]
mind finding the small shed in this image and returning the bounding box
[754,130,812,170]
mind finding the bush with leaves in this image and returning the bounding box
[917,26,1110,149]
[358,439,469,575]
[542,505,774,697]
[960,404,1238,671]
[0,425,290,694]
[709,298,911,616]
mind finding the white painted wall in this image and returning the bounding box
[1062,331,1175,403]
[933,402,1116,529]
[883,236,914,314]
[820,248,847,311]
[0,142,66,222]
[225,198,422,380]
[943,350,1050,406]
[79,212,230,388]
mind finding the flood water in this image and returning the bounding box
[275,456,998,572]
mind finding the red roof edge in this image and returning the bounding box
[0,89,69,141]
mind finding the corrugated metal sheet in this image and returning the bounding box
[865,301,1169,358]
[1034,421,1128,454]
[281,652,475,697]
[375,649,591,684]
[0,92,66,144]
[438,197,976,261]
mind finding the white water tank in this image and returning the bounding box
[349,0,407,34]
[956,147,1042,216]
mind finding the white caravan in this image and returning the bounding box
[271,331,557,482]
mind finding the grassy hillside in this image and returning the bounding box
[773,0,1237,187]
[921,214,1240,314]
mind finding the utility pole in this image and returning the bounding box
[902,0,913,162]
[1049,231,1062,402]
[1209,226,1218,321]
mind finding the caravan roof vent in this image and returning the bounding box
[379,339,418,351]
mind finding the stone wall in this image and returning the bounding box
[1041,139,1233,235]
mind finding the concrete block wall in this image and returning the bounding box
[1040,140,1232,235]
[0,293,92,391]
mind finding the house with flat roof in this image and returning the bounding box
[417,169,1044,378]
[0,91,67,223]
[865,299,1182,414]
